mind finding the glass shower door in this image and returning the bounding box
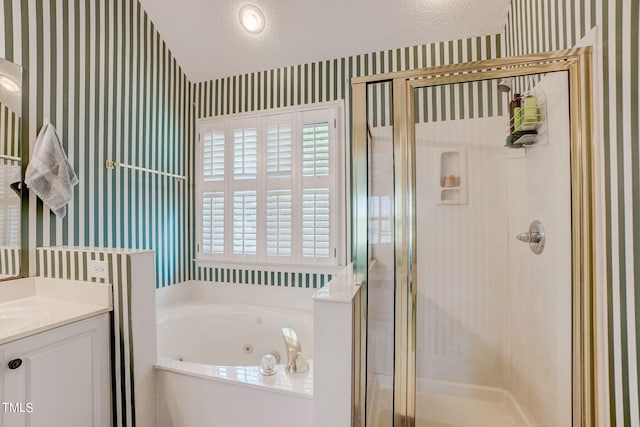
[365,80,396,427]
[411,72,572,426]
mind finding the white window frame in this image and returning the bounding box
[196,101,346,269]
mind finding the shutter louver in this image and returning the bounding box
[8,206,19,247]
[266,189,292,257]
[302,122,330,177]
[302,188,330,258]
[234,128,258,180]
[233,190,257,255]
[202,131,225,181]
[202,192,225,254]
[267,124,292,178]
[0,163,20,247]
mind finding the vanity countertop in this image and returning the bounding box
[0,277,112,345]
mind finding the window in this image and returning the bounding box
[196,105,343,266]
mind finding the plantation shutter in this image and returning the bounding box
[233,190,257,255]
[8,205,18,247]
[266,119,293,178]
[300,111,333,263]
[202,192,225,254]
[230,119,259,258]
[265,114,294,259]
[266,189,292,257]
[202,131,225,181]
[199,126,227,257]
[196,106,340,266]
[233,128,258,180]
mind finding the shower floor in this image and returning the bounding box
[367,378,532,427]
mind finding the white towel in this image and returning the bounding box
[25,121,78,218]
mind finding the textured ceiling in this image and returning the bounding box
[140,0,511,82]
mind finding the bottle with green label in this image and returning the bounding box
[509,93,521,133]
[522,92,538,125]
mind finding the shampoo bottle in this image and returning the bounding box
[509,93,521,133]
[523,92,538,125]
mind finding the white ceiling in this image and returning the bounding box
[140,0,511,83]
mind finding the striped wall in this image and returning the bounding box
[0,246,20,276]
[0,1,193,288]
[368,76,508,127]
[194,34,504,128]
[35,246,142,427]
[0,102,21,157]
[505,0,640,424]
[194,266,333,289]
[412,81,507,125]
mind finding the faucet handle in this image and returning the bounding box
[282,327,309,374]
[282,327,302,350]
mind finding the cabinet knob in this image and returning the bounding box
[8,358,22,370]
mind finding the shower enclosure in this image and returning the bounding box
[351,49,595,427]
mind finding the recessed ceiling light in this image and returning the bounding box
[0,74,20,93]
[239,4,265,34]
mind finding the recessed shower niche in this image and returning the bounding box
[435,148,467,205]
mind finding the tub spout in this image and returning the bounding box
[281,327,309,374]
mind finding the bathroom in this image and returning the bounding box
[0,0,638,426]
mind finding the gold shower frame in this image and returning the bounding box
[350,47,595,426]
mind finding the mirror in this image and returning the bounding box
[0,57,22,280]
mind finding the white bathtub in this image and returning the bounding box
[155,281,316,427]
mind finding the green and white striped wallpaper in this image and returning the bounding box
[0,246,19,275]
[0,0,193,288]
[505,0,639,424]
[193,266,333,289]
[194,34,504,128]
[0,101,21,157]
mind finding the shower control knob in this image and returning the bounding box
[516,232,530,242]
[516,231,542,243]
[516,220,545,254]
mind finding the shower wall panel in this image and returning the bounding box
[505,72,572,427]
[414,115,509,387]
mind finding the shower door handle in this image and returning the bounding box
[516,220,545,254]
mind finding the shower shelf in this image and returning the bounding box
[505,101,546,149]
[505,131,539,148]
[435,148,467,205]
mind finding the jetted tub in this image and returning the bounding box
[155,281,316,427]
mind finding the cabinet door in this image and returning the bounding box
[1,314,111,427]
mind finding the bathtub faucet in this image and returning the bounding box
[281,327,309,374]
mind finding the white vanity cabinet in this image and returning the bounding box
[1,313,111,427]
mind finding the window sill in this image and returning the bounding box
[193,259,346,275]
